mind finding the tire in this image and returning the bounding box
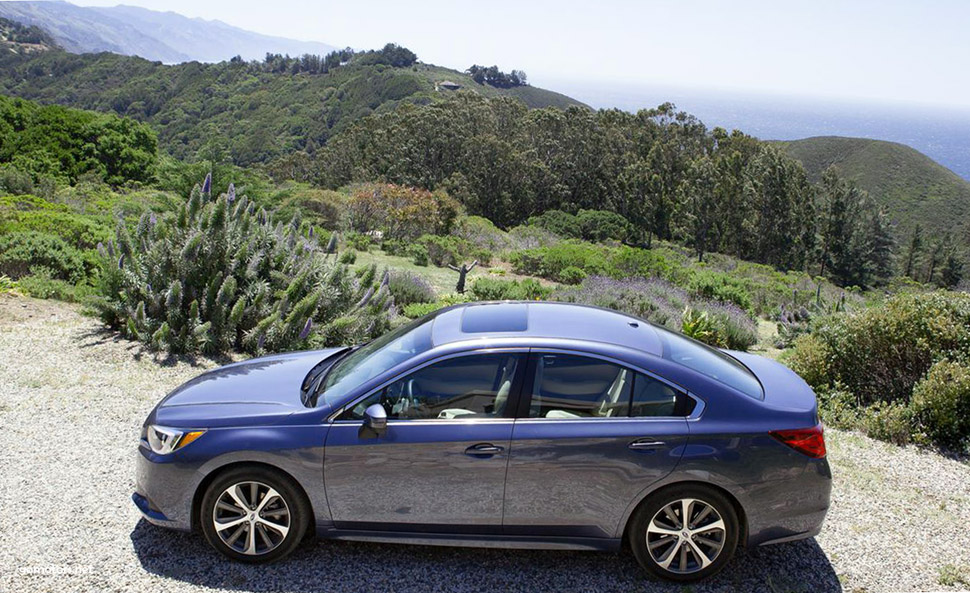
[629,484,739,582]
[200,466,310,563]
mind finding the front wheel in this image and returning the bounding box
[629,485,739,582]
[200,466,310,563]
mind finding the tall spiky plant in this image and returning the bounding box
[95,178,394,355]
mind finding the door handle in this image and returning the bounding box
[464,443,504,457]
[629,439,666,450]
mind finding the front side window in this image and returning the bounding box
[338,353,522,421]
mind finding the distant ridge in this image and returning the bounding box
[777,136,970,244]
[0,1,337,63]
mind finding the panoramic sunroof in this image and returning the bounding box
[460,304,529,333]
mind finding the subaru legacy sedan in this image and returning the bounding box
[134,302,830,582]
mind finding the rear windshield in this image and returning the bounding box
[652,325,764,399]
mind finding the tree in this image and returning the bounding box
[904,224,923,280]
[679,156,719,262]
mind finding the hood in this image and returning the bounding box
[151,348,344,428]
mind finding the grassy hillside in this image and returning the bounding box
[777,136,970,243]
[0,50,585,165]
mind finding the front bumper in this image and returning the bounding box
[133,444,200,532]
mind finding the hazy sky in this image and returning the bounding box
[69,0,970,109]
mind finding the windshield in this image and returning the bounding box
[652,325,764,400]
[317,315,436,406]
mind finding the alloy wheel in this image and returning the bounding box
[645,497,726,575]
[212,481,291,556]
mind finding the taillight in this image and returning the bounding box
[770,424,826,458]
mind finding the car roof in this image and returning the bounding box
[429,301,663,356]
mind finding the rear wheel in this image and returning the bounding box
[200,466,309,563]
[629,485,739,582]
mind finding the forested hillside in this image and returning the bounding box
[778,136,970,247]
[0,46,583,166]
[315,96,897,287]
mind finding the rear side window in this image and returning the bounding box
[526,354,690,418]
[631,373,680,417]
[653,325,763,399]
[529,354,631,418]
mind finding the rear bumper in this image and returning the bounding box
[744,457,832,547]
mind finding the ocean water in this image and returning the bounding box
[548,81,970,181]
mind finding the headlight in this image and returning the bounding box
[145,425,205,455]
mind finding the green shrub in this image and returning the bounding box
[688,272,753,311]
[911,360,970,451]
[509,242,609,279]
[94,179,394,355]
[387,270,436,306]
[408,243,429,266]
[15,266,95,303]
[469,277,552,301]
[527,209,630,243]
[0,210,112,249]
[558,266,587,285]
[859,401,913,446]
[417,234,465,267]
[402,293,472,319]
[575,209,631,243]
[0,231,86,282]
[681,307,723,347]
[339,250,357,264]
[784,291,970,405]
[345,232,372,252]
[0,273,14,293]
[382,239,406,256]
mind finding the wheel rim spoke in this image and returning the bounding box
[224,524,246,547]
[256,487,281,513]
[658,540,681,569]
[256,523,274,549]
[691,504,712,528]
[693,518,725,534]
[214,516,248,532]
[257,517,289,538]
[686,538,713,568]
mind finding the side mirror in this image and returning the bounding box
[360,403,387,438]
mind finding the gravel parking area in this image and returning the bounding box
[1,293,968,593]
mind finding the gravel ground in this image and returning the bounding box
[1,293,968,593]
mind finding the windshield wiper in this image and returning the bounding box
[305,346,358,408]
[300,348,352,407]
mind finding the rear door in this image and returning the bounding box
[324,350,526,532]
[502,351,690,539]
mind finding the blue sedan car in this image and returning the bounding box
[134,302,830,582]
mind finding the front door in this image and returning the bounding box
[503,352,690,539]
[324,351,525,532]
